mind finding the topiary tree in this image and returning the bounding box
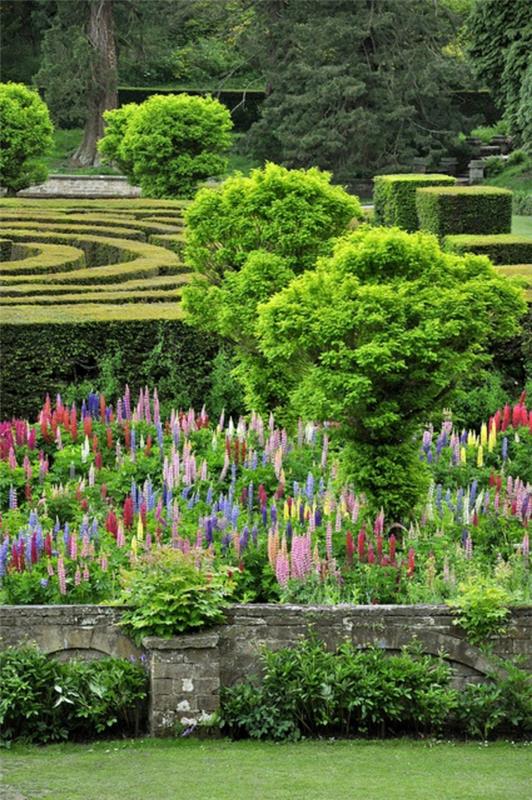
[184,162,363,280]
[256,226,526,519]
[98,102,139,176]
[0,82,53,194]
[107,93,233,197]
[182,163,363,410]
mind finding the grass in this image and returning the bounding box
[1,738,530,800]
[512,215,532,238]
[484,162,532,195]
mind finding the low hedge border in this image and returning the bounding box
[444,234,532,265]
[374,173,456,232]
[149,233,187,257]
[1,220,147,242]
[0,211,182,237]
[1,288,184,305]
[1,273,192,296]
[416,186,513,237]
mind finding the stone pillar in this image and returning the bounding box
[468,159,485,184]
[143,632,221,737]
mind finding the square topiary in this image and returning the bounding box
[416,186,512,238]
[373,174,456,232]
[444,234,532,265]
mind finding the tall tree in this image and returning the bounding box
[245,0,471,181]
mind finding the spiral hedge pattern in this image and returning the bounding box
[0,198,191,322]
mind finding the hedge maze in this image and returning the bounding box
[0,198,191,321]
[0,198,221,419]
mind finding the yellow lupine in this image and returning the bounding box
[137,515,144,541]
[477,445,484,467]
[480,422,488,447]
[488,421,497,452]
[460,446,467,464]
[130,534,138,555]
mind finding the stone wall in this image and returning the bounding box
[7,174,141,198]
[0,605,141,662]
[1,603,530,736]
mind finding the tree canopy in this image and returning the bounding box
[256,226,526,517]
[244,0,472,180]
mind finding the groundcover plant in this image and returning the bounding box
[0,387,530,609]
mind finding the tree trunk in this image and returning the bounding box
[72,0,118,167]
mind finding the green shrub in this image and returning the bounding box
[119,548,234,644]
[416,186,513,237]
[98,103,139,175]
[456,661,532,740]
[444,234,532,265]
[0,645,148,744]
[220,636,456,740]
[470,121,509,143]
[373,173,456,232]
[447,577,512,646]
[184,162,362,279]
[0,82,54,194]
[110,93,233,198]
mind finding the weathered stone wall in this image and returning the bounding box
[1,603,530,736]
[0,605,141,662]
[4,174,142,198]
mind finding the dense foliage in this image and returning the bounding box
[373,174,456,233]
[98,93,233,197]
[0,387,530,612]
[119,548,233,643]
[257,227,525,516]
[0,82,53,194]
[0,645,147,744]
[245,0,472,181]
[467,0,532,147]
[220,636,532,741]
[183,164,362,411]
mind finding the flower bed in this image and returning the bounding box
[0,387,530,613]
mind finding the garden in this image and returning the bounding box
[0,1,531,798]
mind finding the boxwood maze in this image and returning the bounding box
[0,199,218,417]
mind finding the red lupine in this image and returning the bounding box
[357,527,366,561]
[367,543,376,564]
[106,510,118,538]
[376,533,383,561]
[407,547,415,577]
[123,496,134,528]
[501,404,511,431]
[44,533,52,557]
[389,533,397,563]
[346,530,354,565]
[83,416,92,438]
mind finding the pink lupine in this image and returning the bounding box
[57,556,67,595]
[74,566,81,586]
[275,551,290,588]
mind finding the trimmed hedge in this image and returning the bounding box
[0,317,217,418]
[0,243,85,274]
[416,186,513,237]
[444,234,532,265]
[374,173,456,232]
[1,274,191,297]
[497,265,532,302]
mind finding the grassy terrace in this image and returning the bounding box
[1,739,530,800]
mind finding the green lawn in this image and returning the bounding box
[512,215,532,238]
[1,739,530,800]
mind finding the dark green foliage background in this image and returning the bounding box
[0,319,221,419]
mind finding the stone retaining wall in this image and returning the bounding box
[1,604,530,736]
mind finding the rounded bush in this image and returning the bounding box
[184,162,363,280]
[118,93,233,198]
[0,83,54,194]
